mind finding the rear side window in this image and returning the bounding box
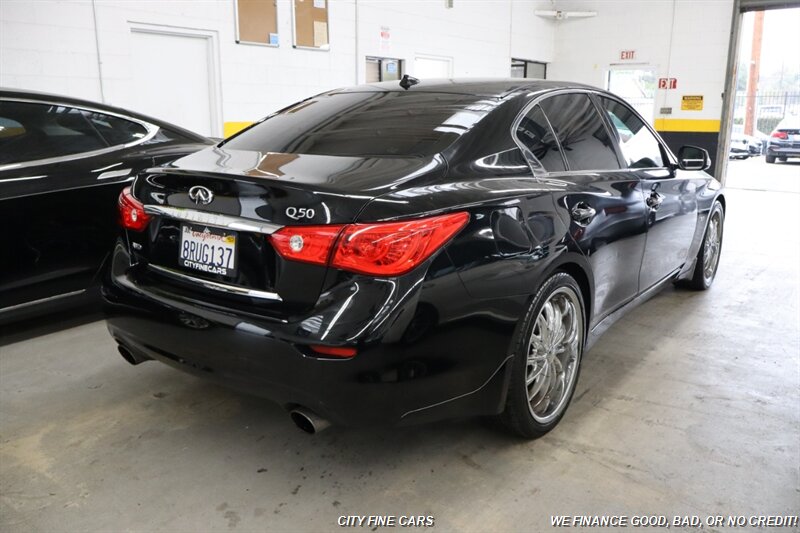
[539,93,621,171]
[0,117,26,139]
[223,91,496,157]
[599,96,664,168]
[82,110,148,146]
[515,105,565,172]
[0,101,106,165]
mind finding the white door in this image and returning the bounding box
[414,56,452,79]
[130,30,216,136]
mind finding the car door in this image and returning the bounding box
[596,95,699,291]
[0,100,154,309]
[533,92,648,324]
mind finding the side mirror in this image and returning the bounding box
[677,145,711,171]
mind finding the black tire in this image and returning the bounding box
[766,155,776,164]
[687,201,724,290]
[501,272,586,439]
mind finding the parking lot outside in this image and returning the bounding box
[1,157,798,532]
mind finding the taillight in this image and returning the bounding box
[269,212,469,276]
[118,186,151,232]
[269,224,344,266]
[310,345,357,358]
[771,131,789,140]
[332,212,469,276]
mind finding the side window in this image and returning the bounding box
[515,105,565,172]
[0,101,107,165]
[599,97,664,168]
[0,117,26,139]
[539,93,621,171]
[81,111,148,146]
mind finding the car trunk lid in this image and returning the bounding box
[126,147,446,315]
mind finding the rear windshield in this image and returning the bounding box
[223,91,497,157]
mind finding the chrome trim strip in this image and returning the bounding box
[0,174,47,183]
[0,289,86,314]
[143,205,283,235]
[97,168,132,180]
[0,97,160,172]
[149,265,282,301]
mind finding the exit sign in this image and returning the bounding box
[620,50,636,60]
[658,78,677,89]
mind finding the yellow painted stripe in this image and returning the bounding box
[226,119,720,137]
[654,118,721,133]
[223,121,254,138]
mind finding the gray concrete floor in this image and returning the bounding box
[2,159,799,532]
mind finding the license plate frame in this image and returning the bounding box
[179,223,238,278]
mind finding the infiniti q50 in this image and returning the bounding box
[103,79,725,438]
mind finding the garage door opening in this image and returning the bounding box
[723,5,800,194]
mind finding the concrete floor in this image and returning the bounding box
[2,158,799,532]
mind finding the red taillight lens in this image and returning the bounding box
[269,224,344,266]
[332,212,469,276]
[309,345,358,358]
[118,186,151,232]
[771,131,788,139]
[269,212,469,277]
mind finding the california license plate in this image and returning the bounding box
[179,224,238,277]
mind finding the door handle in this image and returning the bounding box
[570,202,596,226]
[646,192,664,210]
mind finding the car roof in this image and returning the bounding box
[776,115,800,129]
[333,78,599,98]
[0,87,209,142]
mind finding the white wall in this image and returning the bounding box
[355,0,555,81]
[0,1,102,101]
[547,0,734,126]
[0,0,557,137]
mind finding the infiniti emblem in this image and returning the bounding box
[188,185,214,205]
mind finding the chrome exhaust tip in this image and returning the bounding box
[289,407,331,434]
[117,344,149,365]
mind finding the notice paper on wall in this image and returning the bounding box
[313,0,325,8]
[681,95,704,111]
[313,20,328,47]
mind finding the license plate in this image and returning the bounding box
[179,224,238,277]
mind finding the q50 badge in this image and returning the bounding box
[286,207,315,220]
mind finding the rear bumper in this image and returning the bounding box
[767,144,800,157]
[103,242,520,427]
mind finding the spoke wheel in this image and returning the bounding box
[686,201,724,290]
[501,272,586,438]
[703,212,722,281]
[525,287,583,424]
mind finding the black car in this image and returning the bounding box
[0,89,212,321]
[103,79,725,438]
[766,115,800,163]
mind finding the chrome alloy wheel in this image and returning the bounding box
[525,286,583,423]
[703,212,722,280]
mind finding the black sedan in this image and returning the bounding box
[103,79,725,438]
[0,89,212,321]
